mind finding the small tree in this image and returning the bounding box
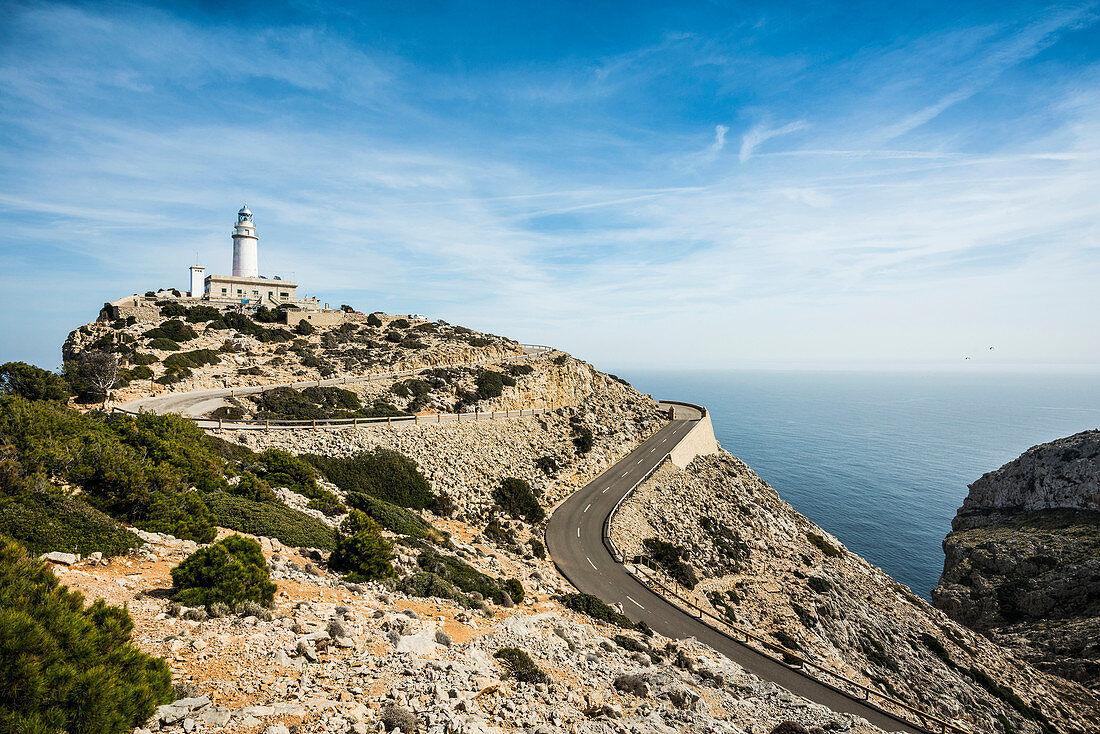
[328,510,396,583]
[0,538,173,732]
[79,350,120,408]
[0,362,70,402]
[493,477,545,523]
[171,535,275,610]
[295,319,315,336]
[366,313,383,327]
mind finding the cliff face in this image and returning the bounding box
[933,431,1100,691]
[612,452,1100,734]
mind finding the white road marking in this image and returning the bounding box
[583,504,591,513]
[601,488,608,493]
[621,472,628,477]
[587,556,598,570]
[576,527,580,538]
[626,595,645,609]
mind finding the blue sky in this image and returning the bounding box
[1,1,1098,371]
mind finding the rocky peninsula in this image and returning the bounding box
[933,430,1100,691]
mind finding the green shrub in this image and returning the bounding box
[807,533,842,557]
[392,378,431,399]
[0,362,70,402]
[558,592,635,629]
[390,318,410,329]
[344,493,446,543]
[252,306,281,323]
[162,349,220,374]
[221,312,294,343]
[307,449,436,509]
[294,319,315,335]
[493,647,548,684]
[483,519,515,546]
[571,423,594,454]
[0,538,173,732]
[140,491,217,543]
[228,471,278,503]
[203,492,334,549]
[144,319,197,342]
[398,571,475,607]
[171,535,276,610]
[147,337,180,351]
[416,549,513,605]
[475,371,505,399]
[131,352,158,365]
[535,456,558,475]
[367,313,383,327]
[328,511,396,583]
[210,406,244,420]
[493,477,545,523]
[468,337,492,348]
[529,537,546,559]
[641,537,698,589]
[0,491,141,558]
[504,578,525,604]
[185,305,222,323]
[121,365,153,381]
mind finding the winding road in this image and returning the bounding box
[546,406,924,734]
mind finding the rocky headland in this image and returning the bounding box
[933,430,1100,691]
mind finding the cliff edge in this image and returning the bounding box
[933,430,1100,690]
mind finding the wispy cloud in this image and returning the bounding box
[739,120,808,162]
[0,2,1098,371]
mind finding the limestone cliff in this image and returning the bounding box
[933,430,1100,691]
[612,452,1100,734]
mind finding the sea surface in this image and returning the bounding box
[614,369,1100,598]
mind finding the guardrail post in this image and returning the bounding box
[316,379,321,387]
[218,418,222,430]
[437,412,441,423]
[265,420,270,431]
[312,419,316,428]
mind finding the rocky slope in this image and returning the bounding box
[48,519,891,734]
[933,430,1100,690]
[611,452,1100,734]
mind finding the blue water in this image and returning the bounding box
[615,370,1100,598]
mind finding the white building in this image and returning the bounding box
[231,205,259,278]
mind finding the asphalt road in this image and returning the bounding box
[545,409,924,734]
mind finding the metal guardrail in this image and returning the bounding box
[113,344,560,429]
[600,408,969,734]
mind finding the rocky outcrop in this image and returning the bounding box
[612,452,1100,734]
[933,431,1100,690]
[953,430,1100,530]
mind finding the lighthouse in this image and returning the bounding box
[231,204,259,278]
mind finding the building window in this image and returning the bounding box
[221,288,227,294]
[280,292,288,297]
[237,289,242,294]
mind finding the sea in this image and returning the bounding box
[614,369,1100,599]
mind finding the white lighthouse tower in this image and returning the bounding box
[231,204,259,278]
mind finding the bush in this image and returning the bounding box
[641,537,698,590]
[475,371,505,399]
[147,337,180,351]
[571,423,594,454]
[307,449,436,510]
[203,492,335,550]
[185,305,222,323]
[131,352,158,365]
[398,571,476,608]
[0,362,69,402]
[171,535,276,610]
[493,477,545,523]
[345,493,446,543]
[294,319,315,335]
[328,511,396,583]
[144,319,197,342]
[535,456,558,475]
[558,592,635,629]
[807,533,842,558]
[504,578,525,604]
[493,647,548,684]
[140,490,217,543]
[390,318,410,329]
[0,490,141,558]
[529,537,546,559]
[416,549,515,605]
[380,704,417,733]
[483,519,515,546]
[367,313,383,327]
[0,538,173,732]
[162,349,220,374]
